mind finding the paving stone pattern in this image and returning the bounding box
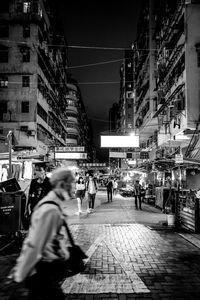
[62,223,200,299]
[1,191,200,299]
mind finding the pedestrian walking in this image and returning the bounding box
[113,178,118,195]
[86,174,98,213]
[75,176,86,215]
[106,177,113,202]
[9,167,75,300]
[134,180,142,210]
[25,167,52,219]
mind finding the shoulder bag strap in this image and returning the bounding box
[38,200,75,246]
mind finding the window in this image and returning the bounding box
[21,47,30,62]
[0,1,9,13]
[0,25,9,37]
[67,100,75,106]
[0,46,8,62]
[23,24,30,38]
[197,51,200,68]
[66,112,77,118]
[67,134,77,139]
[1,101,7,113]
[21,101,29,113]
[0,101,7,121]
[16,1,23,13]
[0,75,8,87]
[37,103,47,122]
[22,76,30,87]
[23,1,31,13]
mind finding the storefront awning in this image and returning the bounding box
[183,157,200,165]
[187,138,200,161]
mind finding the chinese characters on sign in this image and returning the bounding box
[79,163,107,167]
[55,146,85,152]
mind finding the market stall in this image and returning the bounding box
[153,159,175,210]
[173,159,200,232]
[176,189,199,232]
[155,186,176,211]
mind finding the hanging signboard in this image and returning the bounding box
[101,135,139,148]
[55,146,85,152]
[175,154,183,164]
[55,152,87,159]
[109,152,126,158]
[79,163,107,167]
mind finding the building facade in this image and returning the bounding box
[0,0,93,161]
[119,49,134,134]
[134,0,200,161]
[65,79,94,161]
[108,102,120,133]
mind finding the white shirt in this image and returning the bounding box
[87,180,97,194]
[76,182,85,191]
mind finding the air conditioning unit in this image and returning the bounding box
[27,130,36,136]
[126,91,134,99]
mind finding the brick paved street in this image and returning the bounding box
[1,190,200,299]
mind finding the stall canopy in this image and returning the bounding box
[187,138,200,161]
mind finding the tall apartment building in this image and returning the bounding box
[119,49,134,133]
[0,0,93,162]
[0,0,69,157]
[134,0,158,157]
[108,102,120,133]
[65,79,93,161]
[134,0,200,160]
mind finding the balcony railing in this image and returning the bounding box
[157,44,184,86]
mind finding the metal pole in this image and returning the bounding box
[7,131,12,179]
[54,144,56,166]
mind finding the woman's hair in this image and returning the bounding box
[77,176,84,184]
[50,167,75,195]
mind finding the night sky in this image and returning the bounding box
[55,1,143,161]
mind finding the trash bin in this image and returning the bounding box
[167,213,175,227]
[0,191,23,234]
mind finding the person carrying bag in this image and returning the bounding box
[9,167,87,300]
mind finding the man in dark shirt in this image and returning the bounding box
[27,168,52,215]
[106,178,113,202]
[134,180,142,210]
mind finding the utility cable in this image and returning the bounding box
[67,45,127,51]
[67,58,124,69]
[0,39,197,51]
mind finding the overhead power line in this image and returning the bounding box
[68,58,124,69]
[67,45,128,51]
[0,39,196,52]
[78,81,120,85]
